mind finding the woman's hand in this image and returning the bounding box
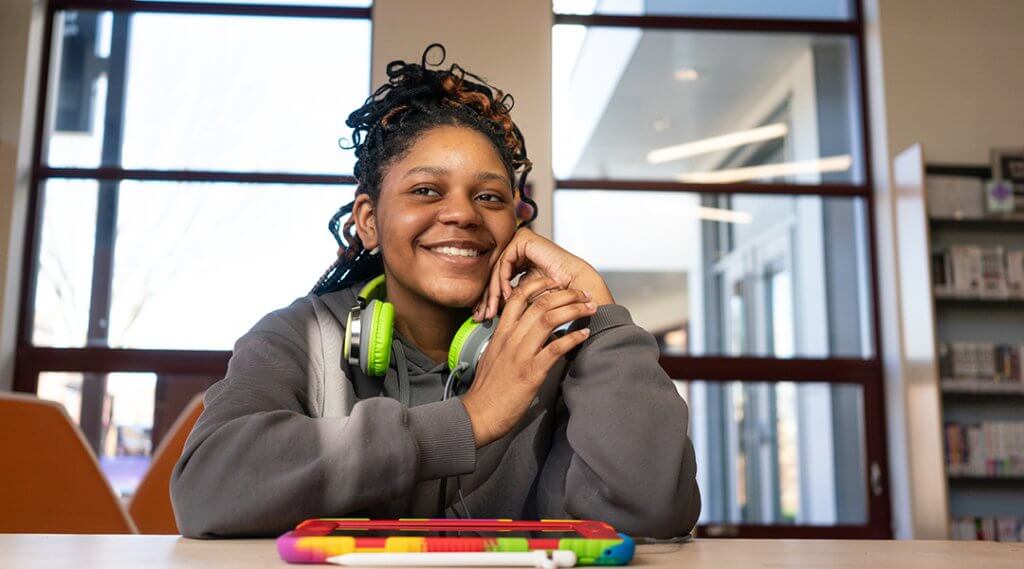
[461,277,596,448]
[472,228,615,322]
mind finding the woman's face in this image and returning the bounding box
[353,125,518,309]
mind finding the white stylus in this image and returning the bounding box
[327,550,577,568]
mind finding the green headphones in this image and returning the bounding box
[343,274,498,381]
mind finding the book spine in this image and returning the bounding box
[968,425,985,476]
[977,342,996,379]
[979,246,1007,298]
[967,246,983,295]
[938,343,953,379]
[1006,250,1024,298]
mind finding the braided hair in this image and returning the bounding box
[310,43,537,297]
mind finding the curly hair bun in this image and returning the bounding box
[343,43,532,196]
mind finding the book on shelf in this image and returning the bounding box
[939,342,1024,383]
[932,245,1024,299]
[944,421,1024,477]
[932,251,952,295]
[980,247,1007,296]
[927,175,985,218]
[951,516,1024,542]
[1008,250,1024,296]
[995,345,1022,382]
[952,245,983,295]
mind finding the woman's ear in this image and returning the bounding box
[351,193,379,251]
[513,192,533,229]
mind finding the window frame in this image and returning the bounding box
[14,0,371,456]
[552,3,891,538]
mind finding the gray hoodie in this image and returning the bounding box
[170,281,700,539]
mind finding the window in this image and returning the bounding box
[683,380,867,526]
[553,0,853,21]
[554,191,873,358]
[16,0,371,496]
[553,28,863,185]
[34,179,355,350]
[552,1,889,538]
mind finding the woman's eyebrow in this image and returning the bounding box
[402,165,510,186]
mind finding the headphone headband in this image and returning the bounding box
[358,274,387,304]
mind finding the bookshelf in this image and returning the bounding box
[948,475,1024,483]
[892,144,1024,543]
[940,380,1024,396]
[934,296,1024,309]
[930,217,1024,231]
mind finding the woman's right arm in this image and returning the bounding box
[170,304,477,538]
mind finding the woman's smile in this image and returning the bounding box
[420,238,493,269]
[423,246,488,263]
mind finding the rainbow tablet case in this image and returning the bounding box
[277,518,635,565]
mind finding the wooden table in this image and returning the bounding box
[1,535,1021,568]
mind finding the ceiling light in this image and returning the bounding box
[672,205,752,224]
[674,68,700,81]
[676,155,853,184]
[693,206,752,224]
[647,123,789,164]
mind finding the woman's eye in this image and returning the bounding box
[412,187,439,196]
[477,193,504,203]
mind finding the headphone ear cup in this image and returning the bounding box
[448,316,498,383]
[362,299,395,377]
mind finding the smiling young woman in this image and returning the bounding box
[170,44,700,540]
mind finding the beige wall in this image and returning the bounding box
[371,0,554,238]
[0,0,43,392]
[876,0,1024,165]
[866,0,1024,539]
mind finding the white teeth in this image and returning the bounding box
[430,246,483,258]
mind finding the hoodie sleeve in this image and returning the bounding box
[535,304,701,538]
[170,300,477,538]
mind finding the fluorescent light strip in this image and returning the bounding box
[694,206,752,224]
[673,68,700,81]
[646,123,789,164]
[676,155,853,184]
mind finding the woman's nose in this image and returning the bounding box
[438,191,483,226]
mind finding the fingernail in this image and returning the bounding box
[580,328,591,336]
[583,290,592,300]
[585,301,596,310]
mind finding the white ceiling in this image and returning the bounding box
[565,28,821,180]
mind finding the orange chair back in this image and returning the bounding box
[128,392,204,534]
[0,392,136,533]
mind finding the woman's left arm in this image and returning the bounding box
[475,229,700,538]
[535,304,701,538]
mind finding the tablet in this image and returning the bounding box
[277,518,635,565]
